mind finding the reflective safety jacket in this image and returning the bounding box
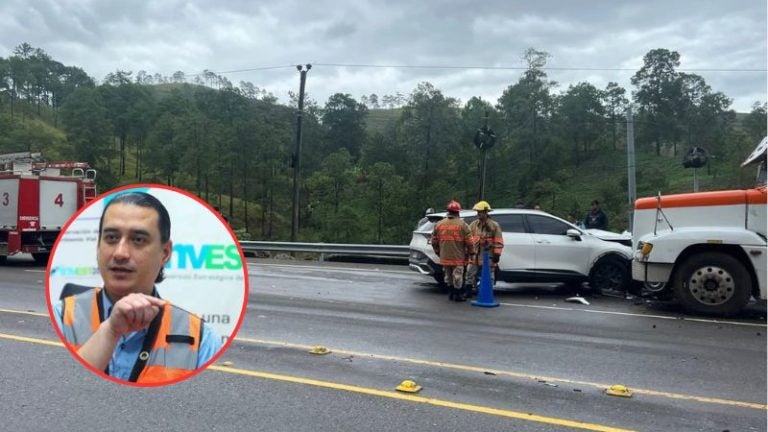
[432,215,474,266]
[468,218,504,265]
[61,288,202,384]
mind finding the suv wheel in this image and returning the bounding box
[589,255,629,292]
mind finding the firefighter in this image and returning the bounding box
[432,200,474,301]
[466,200,504,295]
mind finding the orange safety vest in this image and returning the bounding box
[61,288,202,383]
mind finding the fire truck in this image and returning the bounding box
[0,152,97,265]
[632,137,767,315]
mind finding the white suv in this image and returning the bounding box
[408,209,633,292]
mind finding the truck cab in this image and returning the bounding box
[631,137,767,315]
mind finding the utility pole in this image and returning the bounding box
[291,64,311,242]
[626,105,636,231]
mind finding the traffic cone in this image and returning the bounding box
[472,250,499,308]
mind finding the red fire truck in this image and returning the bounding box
[0,152,97,265]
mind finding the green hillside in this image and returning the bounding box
[1,44,765,243]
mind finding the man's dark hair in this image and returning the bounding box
[591,200,600,206]
[98,191,171,283]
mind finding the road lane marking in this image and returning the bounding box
[0,330,633,432]
[23,269,46,273]
[208,364,635,432]
[0,333,63,347]
[0,309,48,317]
[497,302,767,327]
[3,308,765,410]
[245,265,765,327]
[238,337,768,411]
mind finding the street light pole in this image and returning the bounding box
[479,113,489,200]
[474,110,495,201]
[291,64,311,242]
[626,105,636,231]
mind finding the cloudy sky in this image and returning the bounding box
[1,0,765,112]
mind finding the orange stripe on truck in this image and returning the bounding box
[635,188,767,210]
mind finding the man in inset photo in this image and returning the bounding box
[52,191,222,384]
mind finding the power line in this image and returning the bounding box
[185,65,296,77]
[312,62,766,73]
[179,62,766,79]
[213,65,297,74]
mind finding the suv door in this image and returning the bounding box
[525,214,589,280]
[493,214,537,281]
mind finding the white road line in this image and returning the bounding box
[498,302,767,327]
[245,263,765,327]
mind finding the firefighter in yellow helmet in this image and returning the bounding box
[432,200,474,301]
[466,200,504,295]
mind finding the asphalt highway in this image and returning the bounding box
[1,255,766,431]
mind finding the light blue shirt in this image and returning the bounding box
[54,290,223,381]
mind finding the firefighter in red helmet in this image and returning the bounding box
[431,200,474,301]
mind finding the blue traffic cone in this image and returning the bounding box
[472,250,499,308]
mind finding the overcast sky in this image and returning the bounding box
[1,0,766,112]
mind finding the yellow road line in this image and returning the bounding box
[0,333,63,347]
[1,331,632,431]
[239,337,768,411]
[208,364,634,432]
[0,308,49,317]
[3,308,765,411]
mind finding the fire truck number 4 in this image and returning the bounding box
[0,192,64,206]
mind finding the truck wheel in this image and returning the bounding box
[32,253,50,266]
[589,255,629,293]
[673,252,752,316]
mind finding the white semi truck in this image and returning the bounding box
[631,137,767,315]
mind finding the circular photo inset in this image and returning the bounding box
[46,184,249,386]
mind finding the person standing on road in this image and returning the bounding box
[432,200,474,302]
[583,199,608,230]
[466,200,504,296]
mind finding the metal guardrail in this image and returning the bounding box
[239,241,410,261]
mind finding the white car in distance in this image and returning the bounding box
[408,208,633,292]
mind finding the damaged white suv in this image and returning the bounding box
[408,208,633,292]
